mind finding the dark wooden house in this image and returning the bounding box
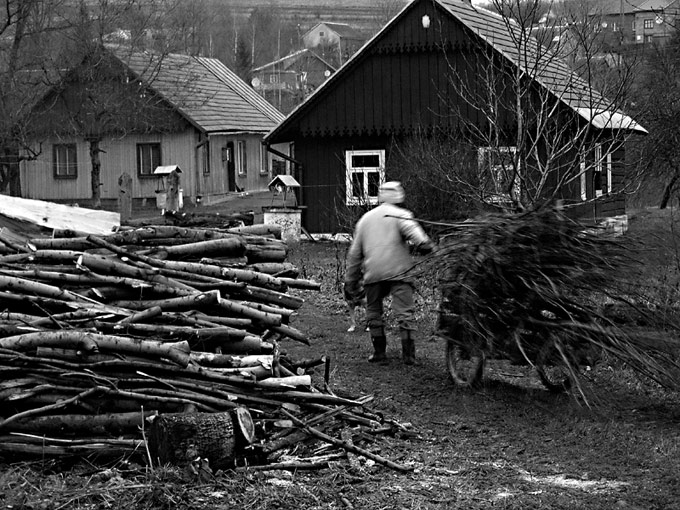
[264,0,646,234]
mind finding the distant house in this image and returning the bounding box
[587,0,646,46]
[633,0,680,45]
[21,46,288,209]
[252,49,336,114]
[301,22,366,65]
[265,0,646,234]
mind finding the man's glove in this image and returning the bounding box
[343,280,364,302]
[416,240,436,255]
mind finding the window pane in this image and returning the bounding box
[351,172,363,198]
[54,144,76,177]
[151,144,160,169]
[367,171,380,197]
[138,144,160,175]
[351,154,380,168]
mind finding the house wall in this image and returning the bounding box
[634,8,679,44]
[20,131,196,204]
[274,1,633,233]
[20,130,282,206]
[303,24,343,48]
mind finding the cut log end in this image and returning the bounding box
[147,408,255,469]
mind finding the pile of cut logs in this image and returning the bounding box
[0,222,412,473]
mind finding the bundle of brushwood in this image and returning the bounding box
[428,207,680,397]
[0,223,413,473]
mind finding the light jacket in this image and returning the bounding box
[345,203,432,285]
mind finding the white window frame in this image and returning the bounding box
[137,142,161,177]
[201,140,210,175]
[345,149,385,206]
[477,146,520,205]
[606,152,613,194]
[594,144,603,198]
[237,140,247,175]
[260,144,269,175]
[580,154,587,201]
[54,143,78,178]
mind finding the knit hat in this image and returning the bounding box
[378,181,405,204]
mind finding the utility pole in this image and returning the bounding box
[620,0,625,45]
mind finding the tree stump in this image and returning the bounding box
[147,408,255,469]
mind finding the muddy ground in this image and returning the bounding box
[1,204,679,509]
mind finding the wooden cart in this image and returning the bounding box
[436,292,600,392]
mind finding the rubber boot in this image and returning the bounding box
[368,336,387,363]
[401,331,416,365]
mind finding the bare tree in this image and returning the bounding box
[369,0,410,33]
[392,0,644,220]
[0,0,72,196]
[629,31,680,208]
[22,0,188,208]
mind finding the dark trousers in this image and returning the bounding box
[365,280,416,338]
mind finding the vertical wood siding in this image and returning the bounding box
[21,131,197,202]
[277,1,631,233]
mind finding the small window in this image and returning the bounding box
[53,144,77,178]
[607,153,613,194]
[201,140,210,175]
[345,149,385,206]
[137,143,161,177]
[272,159,286,177]
[237,140,247,175]
[260,144,269,175]
[644,19,654,29]
[478,147,520,205]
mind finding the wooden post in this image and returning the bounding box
[118,172,132,225]
[165,169,181,213]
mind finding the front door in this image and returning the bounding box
[225,142,236,192]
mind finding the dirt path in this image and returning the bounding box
[281,240,680,510]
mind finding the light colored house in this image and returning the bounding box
[633,0,680,44]
[587,0,647,45]
[301,22,366,65]
[21,46,288,209]
[252,49,336,114]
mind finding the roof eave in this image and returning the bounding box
[575,107,648,134]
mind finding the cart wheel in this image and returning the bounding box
[535,339,572,393]
[445,339,485,388]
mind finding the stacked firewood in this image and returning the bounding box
[0,222,411,472]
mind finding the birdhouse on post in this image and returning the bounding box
[154,165,183,213]
[267,174,300,208]
[264,175,302,243]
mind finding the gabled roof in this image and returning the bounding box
[590,0,646,16]
[253,49,336,73]
[635,0,680,11]
[303,22,365,40]
[267,0,645,143]
[110,46,284,134]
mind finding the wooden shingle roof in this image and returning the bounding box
[438,0,644,131]
[266,0,645,143]
[113,48,285,134]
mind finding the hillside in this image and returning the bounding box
[221,0,411,30]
